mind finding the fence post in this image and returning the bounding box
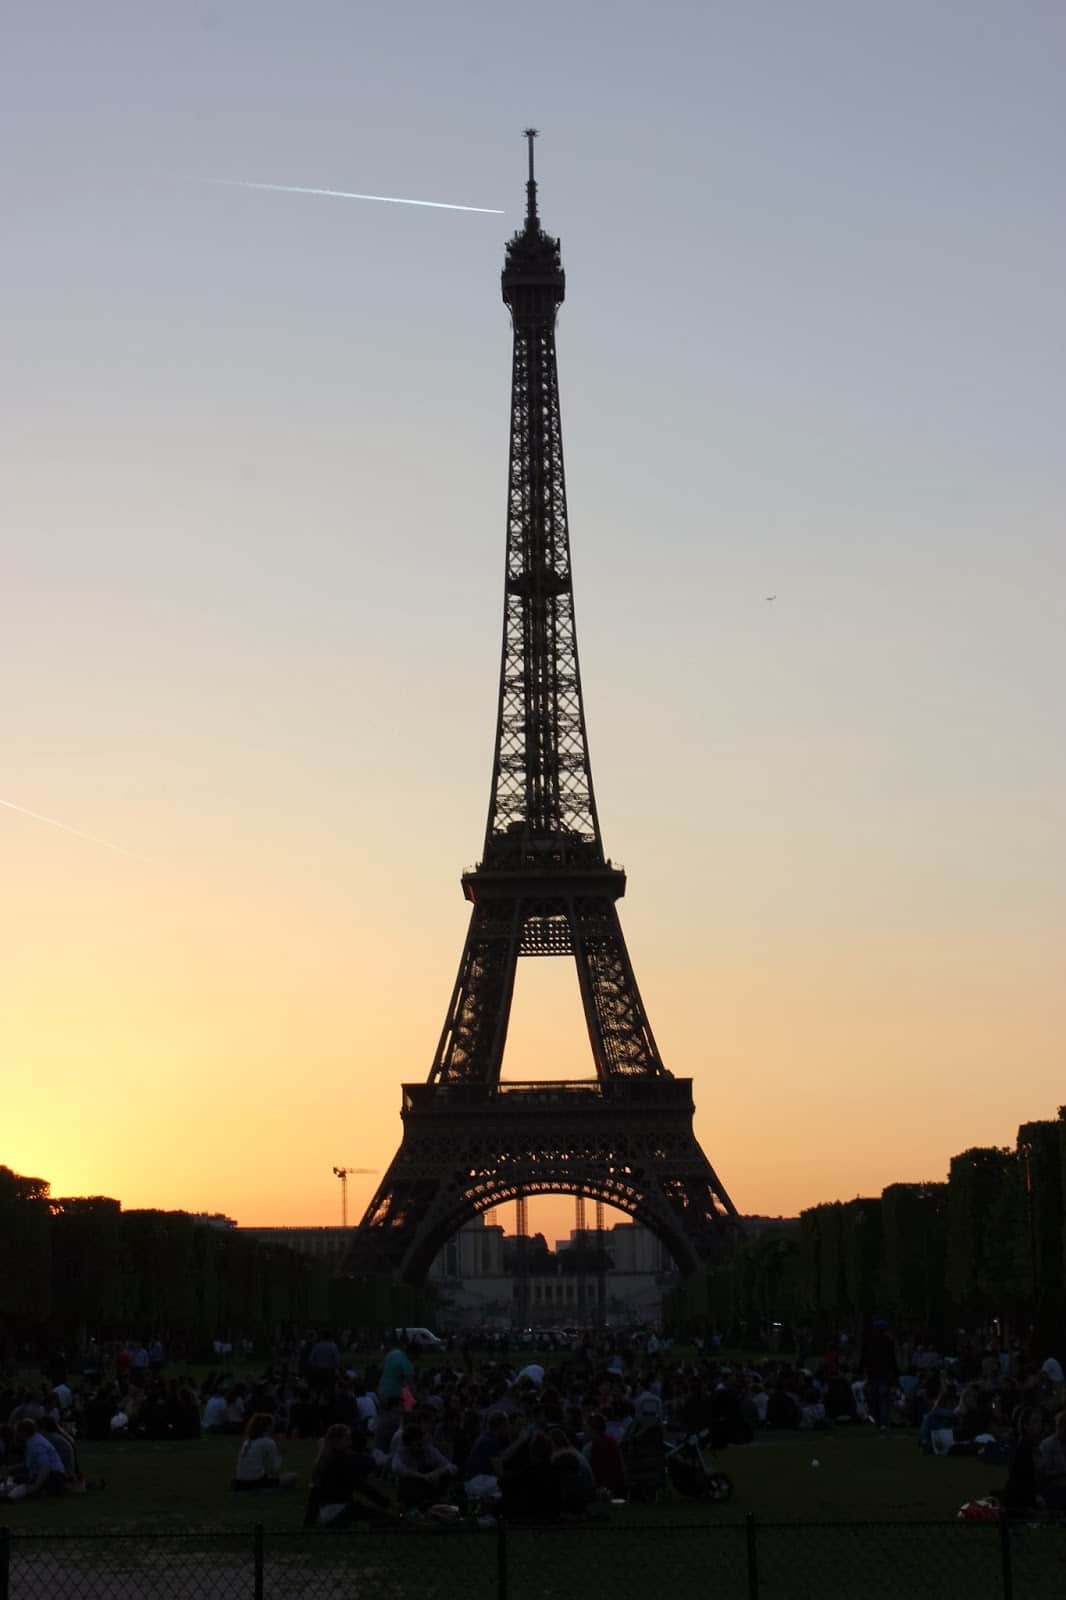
[0,1524,9,1600]
[253,1521,264,1600]
[999,1514,1013,1600]
[745,1512,759,1600]
[497,1516,508,1600]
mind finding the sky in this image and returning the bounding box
[3,1,1065,1247]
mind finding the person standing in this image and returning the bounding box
[584,1412,626,1497]
[860,1320,899,1429]
[378,1342,414,1405]
[309,1331,341,1404]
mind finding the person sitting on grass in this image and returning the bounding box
[7,1388,45,1426]
[201,1383,227,1434]
[37,1413,83,1489]
[285,1382,317,1440]
[918,1384,959,1453]
[824,1372,856,1424]
[897,1367,922,1424]
[232,1413,297,1492]
[372,1394,406,1461]
[450,1403,484,1481]
[548,1426,595,1516]
[621,1395,666,1504]
[798,1382,828,1431]
[389,1422,456,1512]
[954,1384,995,1447]
[461,1409,510,1504]
[1000,1407,1046,1511]
[2,1419,67,1499]
[305,1422,397,1527]
[167,1383,202,1440]
[766,1374,801,1429]
[1037,1411,1066,1510]
[223,1385,247,1434]
[354,1380,379,1440]
[79,1383,116,1441]
[499,1430,562,1523]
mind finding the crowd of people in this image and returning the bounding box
[2,1327,1065,1520]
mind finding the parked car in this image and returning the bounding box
[395,1327,444,1349]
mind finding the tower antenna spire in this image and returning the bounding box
[523,126,539,228]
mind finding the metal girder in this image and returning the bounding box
[427,890,666,1085]
[352,1079,738,1285]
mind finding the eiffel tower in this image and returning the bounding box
[353,133,738,1284]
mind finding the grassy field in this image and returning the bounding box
[2,1426,1005,1531]
[7,1434,1066,1600]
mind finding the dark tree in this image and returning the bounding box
[946,1148,1031,1326]
[49,1196,122,1343]
[842,1198,884,1320]
[881,1182,947,1336]
[1017,1118,1064,1353]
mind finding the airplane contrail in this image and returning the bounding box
[205,178,504,215]
[0,797,150,862]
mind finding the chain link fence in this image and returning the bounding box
[3,1518,1065,1599]
[3,1531,252,1600]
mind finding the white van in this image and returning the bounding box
[395,1327,444,1349]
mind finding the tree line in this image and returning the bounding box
[666,1109,1065,1351]
[0,1166,334,1355]
[7,1107,1063,1356]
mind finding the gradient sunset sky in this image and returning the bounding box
[4,1,1064,1245]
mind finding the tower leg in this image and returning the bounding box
[595,1199,607,1328]
[515,1192,530,1329]
[351,1079,738,1286]
[575,1194,587,1323]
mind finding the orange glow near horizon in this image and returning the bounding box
[4,822,1063,1249]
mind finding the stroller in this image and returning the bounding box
[665,1428,734,1502]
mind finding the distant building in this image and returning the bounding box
[435,1214,506,1279]
[740,1215,800,1236]
[587,1222,674,1274]
[428,1213,677,1329]
[239,1226,349,1260]
[238,1212,798,1327]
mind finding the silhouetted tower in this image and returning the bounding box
[353,133,738,1285]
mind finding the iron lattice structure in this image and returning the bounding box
[354,135,738,1283]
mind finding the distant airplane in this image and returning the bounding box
[765,594,777,602]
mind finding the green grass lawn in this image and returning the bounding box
[2,1427,1004,1532]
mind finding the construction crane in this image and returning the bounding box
[332,1166,376,1227]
